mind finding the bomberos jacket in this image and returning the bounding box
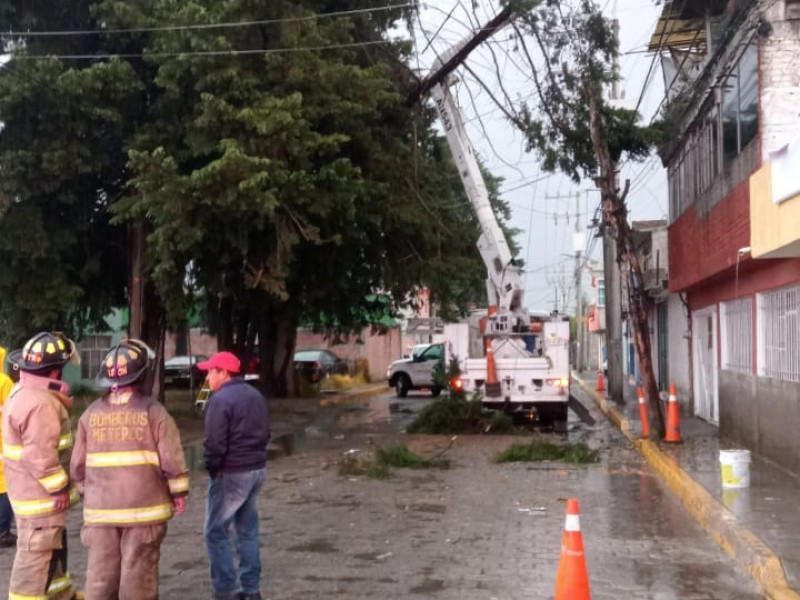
[70,389,189,526]
[1,371,78,526]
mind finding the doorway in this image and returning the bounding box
[692,307,719,424]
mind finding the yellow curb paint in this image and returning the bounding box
[573,373,800,600]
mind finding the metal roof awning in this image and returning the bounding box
[647,0,728,52]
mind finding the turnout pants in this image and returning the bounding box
[9,523,74,600]
[81,523,167,600]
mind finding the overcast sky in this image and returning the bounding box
[410,0,667,312]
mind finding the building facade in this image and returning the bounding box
[652,0,800,471]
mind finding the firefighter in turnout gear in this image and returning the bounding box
[2,332,81,600]
[70,339,189,600]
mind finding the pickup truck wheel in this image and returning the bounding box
[430,386,442,398]
[395,374,410,398]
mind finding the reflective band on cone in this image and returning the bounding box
[665,383,682,443]
[565,514,580,532]
[638,387,649,439]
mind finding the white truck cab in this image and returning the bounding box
[387,342,445,398]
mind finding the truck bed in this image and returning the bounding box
[461,356,569,405]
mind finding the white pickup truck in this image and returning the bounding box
[386,343,444,398]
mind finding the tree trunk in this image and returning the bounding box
[128,220,167,403]
[587,88,665,437]
[620,232,666,437]
[258,302,299,398]
[129,220,145,340]
[141,283,167,404]
[217,296,234,350]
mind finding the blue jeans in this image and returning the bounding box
[205,468,265,598]
[0,492,13,533]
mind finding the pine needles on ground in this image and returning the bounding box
[494,440,599,464]
[338,443,450,479]
[406,396,520,435]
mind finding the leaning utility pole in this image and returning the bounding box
[604,13,624,403]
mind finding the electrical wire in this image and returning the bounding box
[633,0,691,114]
[1,4,414,37]
[8,39,401,60]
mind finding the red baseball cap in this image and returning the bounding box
[197,351,241,374]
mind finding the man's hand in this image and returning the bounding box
[52,491,71,512]
[172,496,187,516]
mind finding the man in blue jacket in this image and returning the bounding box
[198,351,270,600]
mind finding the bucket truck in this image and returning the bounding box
[427,41,572,428]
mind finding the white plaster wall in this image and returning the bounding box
[667,293,692,409]
[761,5,800,159]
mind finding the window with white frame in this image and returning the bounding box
[666,40,758,224]
[80,335,112,379]
[721,298,752,374]
[758,286,800,382]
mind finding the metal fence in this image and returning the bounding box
[759,286,800,382]
[721,297,752,374]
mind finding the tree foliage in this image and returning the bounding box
[508,0,666,434]
[0,0,517,395]
[0,55,139,344]
[512,0,662,182]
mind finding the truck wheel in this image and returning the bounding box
[537,403,568,432]
[395,374,410,398]
[430,386,442,398]
[552,404,569,434]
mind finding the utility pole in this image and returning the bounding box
[604,10,625,402]
[574,191,584,371]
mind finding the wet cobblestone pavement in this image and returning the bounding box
[0,390,765,599]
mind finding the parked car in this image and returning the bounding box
[164,355,208,388]
[293,349,349,383]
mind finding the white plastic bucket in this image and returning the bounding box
[719,449,751,489]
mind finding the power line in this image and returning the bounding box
[8,39,400,60]
[632,0,690,114]
[1,4,413,37]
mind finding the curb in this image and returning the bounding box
[574,374,800,600]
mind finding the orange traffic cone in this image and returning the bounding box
[596,371,605,393]
[485,346,501,398]
[638,387,649,439]
[554,498,591,600]
[665,383,682,443]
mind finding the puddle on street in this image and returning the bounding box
[183,394,427,471]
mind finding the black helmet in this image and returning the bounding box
[9,331,78,374]
[97,339,155,388]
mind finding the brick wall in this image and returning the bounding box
[164,327,401,382]
[688,257,800,311]
[668,176,751,292]
[295,326,401,382]
[164,329,218,359]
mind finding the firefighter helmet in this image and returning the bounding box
[97,339,155,388]
[9,331,79,374]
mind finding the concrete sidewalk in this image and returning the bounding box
[573,372,800,600]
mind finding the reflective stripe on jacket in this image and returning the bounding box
[1,375,75,526]
[0,370,13,495]
[70,389,189,526]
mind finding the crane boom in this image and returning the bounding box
[429,44,528,332]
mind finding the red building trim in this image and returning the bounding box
[668,178,751,292]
